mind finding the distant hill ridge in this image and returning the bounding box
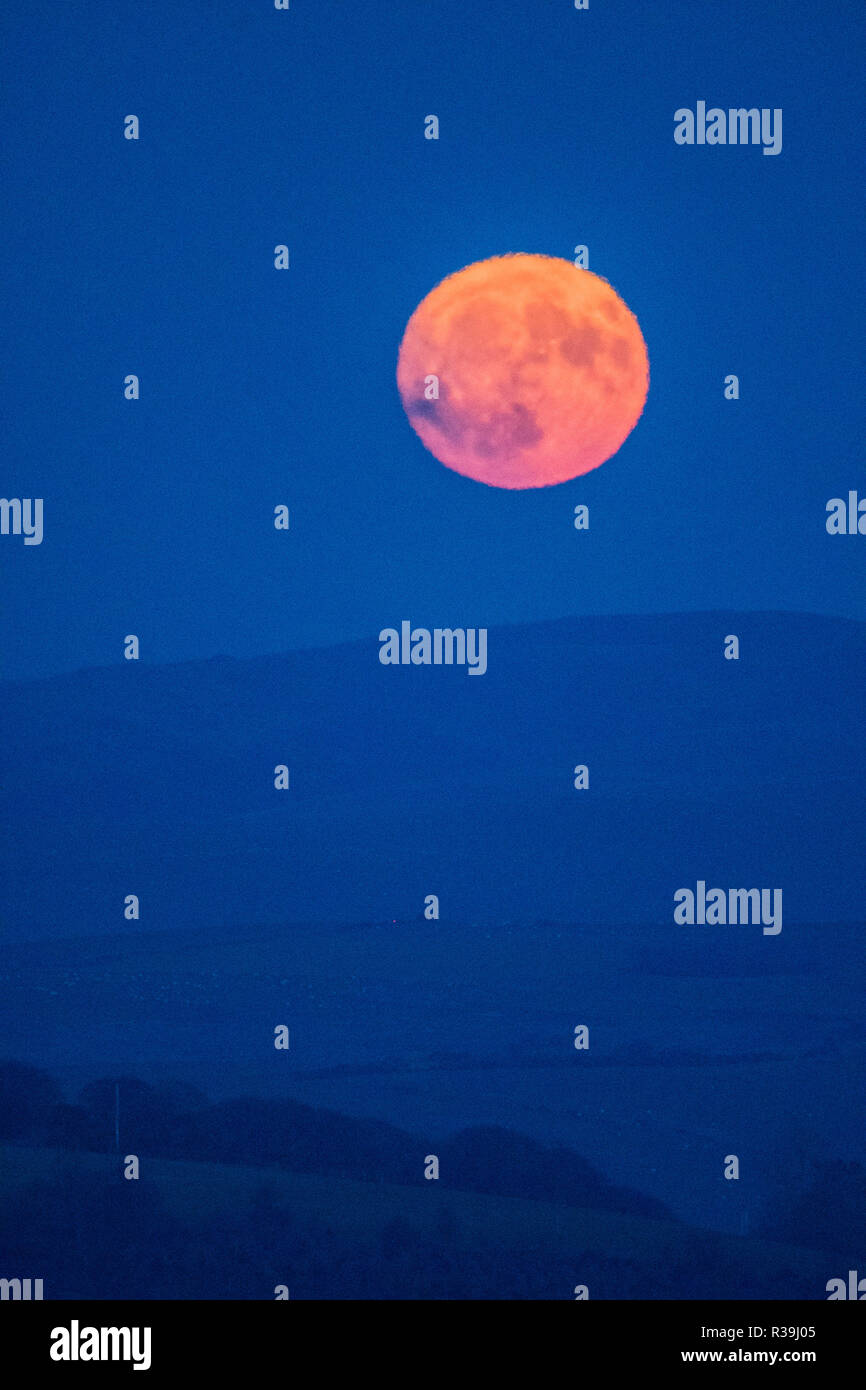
[2,610,863,936]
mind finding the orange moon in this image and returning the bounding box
[396,253,649,489]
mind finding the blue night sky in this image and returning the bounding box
[2,0,864,681]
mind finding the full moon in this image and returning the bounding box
[396,253,649,489]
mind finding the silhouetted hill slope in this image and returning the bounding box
[0,1060,669,1220]
[2,611,863,935]
[0,1143,835,1299]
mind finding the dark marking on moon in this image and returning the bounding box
[525,300,571,340]
[408,383,469,447]
[559,324,602,368]
[609,336,632,369]
[473,402,544,458]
